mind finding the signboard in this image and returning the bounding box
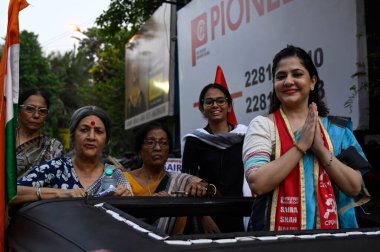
[177,0,368,139]
[125,3,175,129]
[165,158,182,173]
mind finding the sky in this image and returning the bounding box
[1,0,111,54]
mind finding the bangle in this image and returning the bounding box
[294,143,306,155]
[36,187,42,200]
[325,151,333,167]
[206,184,217,197]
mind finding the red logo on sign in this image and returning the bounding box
[191,12,208,66]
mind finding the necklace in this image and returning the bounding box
[141,168,166,195]
[73,157,104,188]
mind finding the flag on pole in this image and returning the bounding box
[214,65,238,125]
[0,0,29,248]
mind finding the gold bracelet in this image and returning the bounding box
[294,143,306,155]
[36,187,42,200]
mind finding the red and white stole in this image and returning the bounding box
[270,109,338,230]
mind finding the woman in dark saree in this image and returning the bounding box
[16,89,64,178]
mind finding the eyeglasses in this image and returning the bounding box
[143,139,169,149]
[202,97,229,107]
[20,104,49,117]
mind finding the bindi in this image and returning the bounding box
[90,121,96,126]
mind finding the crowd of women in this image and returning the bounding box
[11,45,372,235]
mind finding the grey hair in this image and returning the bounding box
[69,106,112,146]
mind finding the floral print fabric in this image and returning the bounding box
[17,156,131,195]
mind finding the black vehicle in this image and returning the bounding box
[6,196,380,252]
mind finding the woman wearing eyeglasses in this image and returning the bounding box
[16,89,65,178]
[124,122,215,234]
[14,106,131,203]
[182,83,247,233]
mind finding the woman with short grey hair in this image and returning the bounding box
[13,106,132,204]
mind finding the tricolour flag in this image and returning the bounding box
[0,0,29,248]
[214,65,238,126]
